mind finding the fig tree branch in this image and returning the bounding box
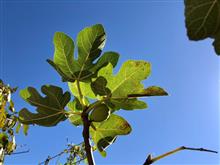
[143,146,218,165]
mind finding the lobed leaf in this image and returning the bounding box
[97,61,150,110]
[90,114,131,157]
[68,52,119,99]
[48,25,120,83]
[19,85,71,127]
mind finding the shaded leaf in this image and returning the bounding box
[19,85,70,127]
[47,59,76,82]
[109,98,147,111]
[90,114,131,156]
[91,51,119,73]
[91,76,111,96]
[185,0,220,55]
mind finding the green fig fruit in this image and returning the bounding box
[90,104,110,122]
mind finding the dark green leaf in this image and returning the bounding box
[91,51,119,73]
[90,114,131,157]
[19,85,70,127]
[185,0,220,55]
[47,59,76,82]
[91,76,111,96]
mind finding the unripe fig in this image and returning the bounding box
[90,104,110,122]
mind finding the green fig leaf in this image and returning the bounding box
[68,52,119,99]
[68,81,96,99]
[90,114,131,156]
[90,51,119,73]
[19,85,70,127]
[67,98,83,126]
[96,61,150,110]
[185,0,220,55]
[48,24,120,82]
[89,104,110,122]
[94,61,168,111]
[77,24,106,71]
[127,86,168,97]
[91,76,111,96]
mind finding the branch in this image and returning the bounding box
[81,110,95,165]
[76,79,95,165]
[143,146,218,165]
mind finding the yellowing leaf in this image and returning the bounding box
[90,114,131,156]
[0,102,6,128]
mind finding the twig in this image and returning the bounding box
[39,151,65,165]
[9,149,30,155]
[38,142,85,165]
[143,146,218,165]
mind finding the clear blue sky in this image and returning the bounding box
[1,0,219,164]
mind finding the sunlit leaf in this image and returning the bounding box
[68,81,96,99]
[185,0,220,55]
[90,114,131,156]
[96,61,150,110]
[49,25,120,83]
[19,85,70,127]
[77,24,106,72]
[67,98,83,126]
